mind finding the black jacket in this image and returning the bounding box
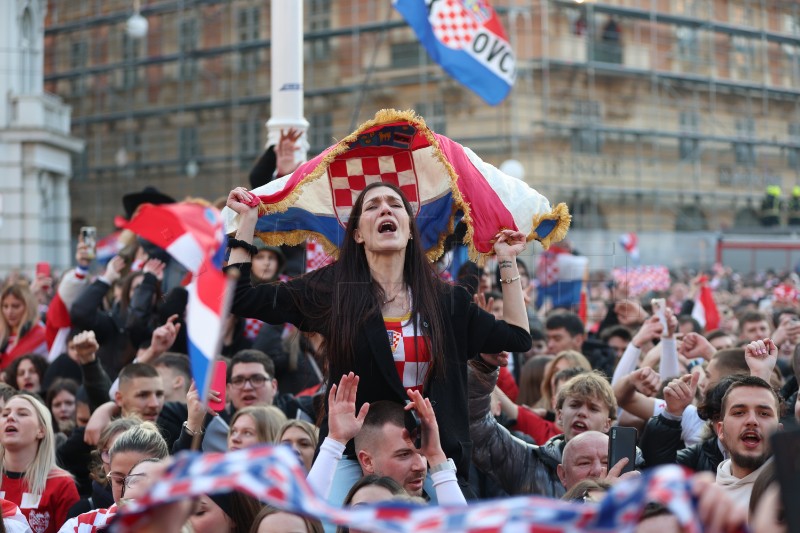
[70,279,133,380]
[640,413,722,473]
[227,262,532,481]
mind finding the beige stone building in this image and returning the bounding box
[43,0,800,237]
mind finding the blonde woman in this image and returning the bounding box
[60,421,169,532]
[278,420,318,471]
[227,406,287,451]
[0,393,78,533]
[538,351,592,411]
[0,284,47,370]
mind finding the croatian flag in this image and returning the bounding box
[222,109,570,265]
[691,276,720,332]
[619,232,639,264]
[394,0,516,105]
[125,202,229,401]
[536,245,588,309]
[113,445,718,533]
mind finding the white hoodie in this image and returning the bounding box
[715,457,773,507]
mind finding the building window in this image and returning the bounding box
[179,18,199,81]
[674,0,701,16]
[307,0,331,61]
[70,41,88,95]
[679,111,700,161]
[238,7,260,72]
[125,132,142,164]
[179,127,200,166]
[239,119,262,170]
[571,100,603,154]
[730,36,755,79]
[309,113,333,154]
[734,118,756,166]
[675,26,699,62]
[20,8,35,93]
[391,42,428,69]
[416,102,446,135]
[121,34,139,89]
[789,123,800,171]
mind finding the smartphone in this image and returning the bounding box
[651,298,668,332]
[207,360,227,412]
[80,226,97,260]
[771,425,800,533]
[608,426,637,474]
[35,262,51,278]
[404,400,422,449]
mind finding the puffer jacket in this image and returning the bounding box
[640,412,723,473]
[468,363,567,498]
[469,363,645,498]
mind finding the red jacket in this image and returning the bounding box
[512,405,562,445]
[0,322,47,370]
[1,470,79,533]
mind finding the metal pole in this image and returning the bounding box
[267,0,309,161]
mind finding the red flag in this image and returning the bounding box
[692,277,720,332]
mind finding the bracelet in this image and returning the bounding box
[228,238,258,257]
[501,274,521,284]
[182,421,204,437]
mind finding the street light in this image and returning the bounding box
[126,0,148,39]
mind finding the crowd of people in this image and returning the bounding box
[0,138,796,532]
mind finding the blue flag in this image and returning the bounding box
[394,0,516,105]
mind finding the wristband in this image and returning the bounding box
[228,238,258,257]
[429,458,457,474]
[687,358,705,371]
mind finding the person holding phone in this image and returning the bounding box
[225,183,531,498]
[467,365,642,498]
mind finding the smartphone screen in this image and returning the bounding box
[207,360,227,412]
[608,426,637,474]
[81,226,97,260]
[771,426,800,533]
[651,298,667,332]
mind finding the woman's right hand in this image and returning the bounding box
[226,187,259,217]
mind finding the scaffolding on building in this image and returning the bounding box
[43,0,800,236]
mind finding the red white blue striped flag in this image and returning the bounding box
[394,0,516,105]
[110,444,741,533]
[125,202,229,402]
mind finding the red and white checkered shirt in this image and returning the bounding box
[244,318,265,340]
[385,314,431,392]
[57,504,117,533]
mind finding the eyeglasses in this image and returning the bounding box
[229,374,270,388]
[109,472,150,497]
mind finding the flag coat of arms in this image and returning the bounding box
[394,0,516,105]
[223,109,570,264]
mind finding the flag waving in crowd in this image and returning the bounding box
[125,201,229,401]
[111,445,723,533]
[222,109,570,265]
[394,0,516,105]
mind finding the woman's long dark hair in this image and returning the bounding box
[294,181,448,386]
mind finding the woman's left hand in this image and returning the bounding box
[493,229,527,257]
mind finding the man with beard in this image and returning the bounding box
[715,374,782,506]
